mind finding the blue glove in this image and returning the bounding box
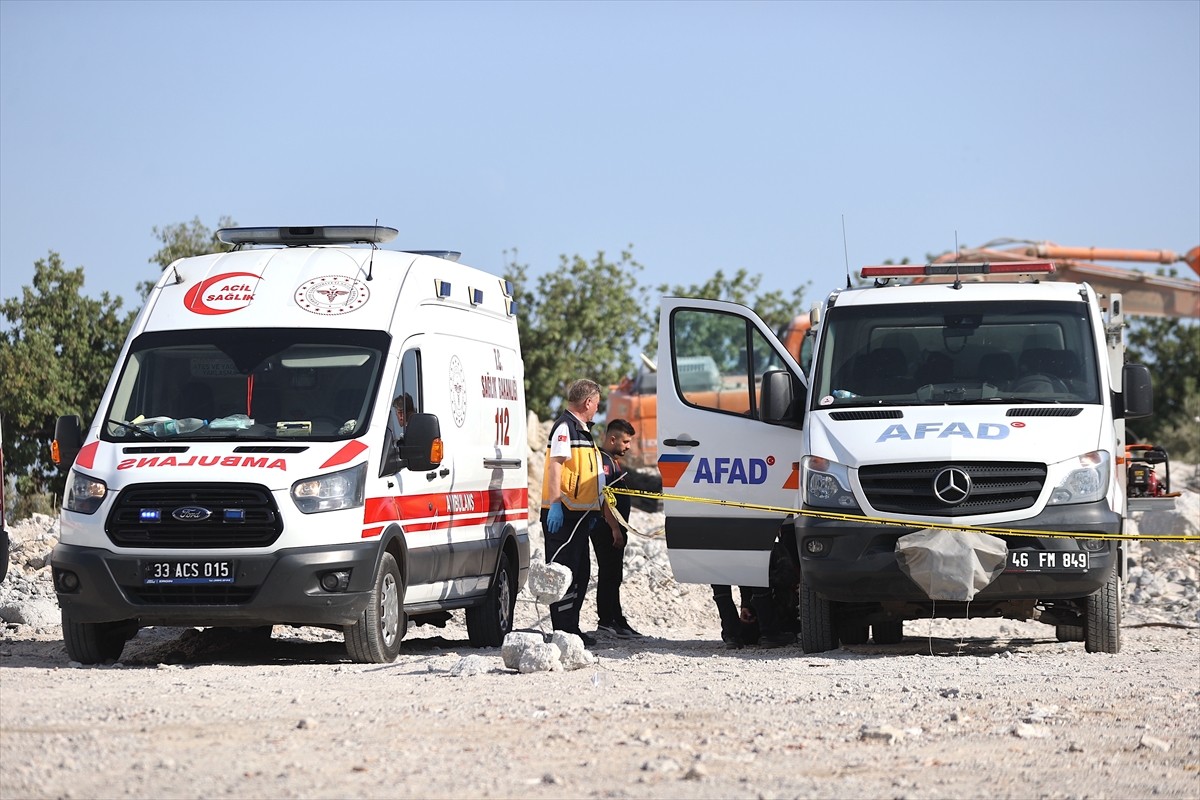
[546,501,564,534]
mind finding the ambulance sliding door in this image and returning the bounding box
[656,298,807,586]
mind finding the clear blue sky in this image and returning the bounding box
[2,0,1197,314]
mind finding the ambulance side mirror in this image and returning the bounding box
[1121,364,1153,419]
[53,415,84,471]
[392,412,443,473]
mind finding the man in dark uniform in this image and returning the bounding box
[592,418,644,639]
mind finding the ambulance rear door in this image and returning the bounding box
[656,297,808,586]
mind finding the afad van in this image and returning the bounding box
[52,226,530,664]
[656,261,1153,654]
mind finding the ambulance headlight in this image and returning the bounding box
[292,463,367,514]
[65,471,107,515]
[1047,450,1109,506]
[802,456,859,509]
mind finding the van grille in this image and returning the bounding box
[859,461,1046,516]
[106,483,282,549]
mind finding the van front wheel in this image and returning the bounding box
[466,551,515,647]
[1084,567,1121,654]
[344,552,405,663]
[799,574,837,653]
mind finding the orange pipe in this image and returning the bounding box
[1027,245,1181,264]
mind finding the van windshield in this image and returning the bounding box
[810,300,1101,408]
[102,328,390,442]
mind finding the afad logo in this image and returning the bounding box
[184,272,262,315]
[876,422,1010,442]
[658,454,773,488]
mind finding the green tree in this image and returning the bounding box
[0,253,134,514]
[505,248,654,420]
[1126,316,1200,461]
[139,215,236,297]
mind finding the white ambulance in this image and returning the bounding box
[656,262,1152,654]
[52,226,530,664]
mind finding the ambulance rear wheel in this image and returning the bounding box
[62,613,136,664]
[466,551,516,647]
[799,574,836,653]
[1055,624,1085,642]
[872,621,904,645]
[838,621,869,646]
[344,552,405,663]
[1084,567,1121,654]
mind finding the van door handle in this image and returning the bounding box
[484,458,523,469]
[663,437,700,447]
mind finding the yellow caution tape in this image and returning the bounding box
[601,487,665,540]
[603,486,1200,543]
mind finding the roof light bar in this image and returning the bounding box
[860,261,1056,278]
[407,250,462,262]
[216,226,399,246]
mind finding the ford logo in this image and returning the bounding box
[172,506,212,522]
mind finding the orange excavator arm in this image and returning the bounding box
[926,240,1200,318]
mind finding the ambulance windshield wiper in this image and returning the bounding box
[979,397,1067,404]
[107,419,161,440]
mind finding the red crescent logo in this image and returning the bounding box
[183,272,263,315]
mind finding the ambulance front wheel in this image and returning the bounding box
[344,552,406,663]
[62,613,138,664]
[466,550,516,647]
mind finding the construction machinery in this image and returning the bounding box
[927,240,1199,318]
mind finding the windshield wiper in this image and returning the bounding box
[980,396,1067,404]
[106,419,161,440]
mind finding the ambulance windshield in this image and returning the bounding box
[811,301,1101,408]
[102,328,389,441]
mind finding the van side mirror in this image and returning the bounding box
[1121,364,1153,419]
[53,415,83,470]
[384,412,443,474]
[760,370,803,426]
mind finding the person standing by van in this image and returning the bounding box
[541,379,605,646]
[592,418,644,639]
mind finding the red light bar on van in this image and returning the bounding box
[860,261,1056,279]
[216,226,399,246]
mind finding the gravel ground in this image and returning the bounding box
[1,476,1198,799]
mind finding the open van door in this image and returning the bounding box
[657,297,808,586]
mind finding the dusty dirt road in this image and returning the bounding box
[2,503,1198,800]
[1,619,1197,799]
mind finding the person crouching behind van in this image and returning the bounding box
[541,379,605,647]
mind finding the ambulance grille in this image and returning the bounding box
[106,483,283,549]
[859,461,1046,516]
[127,585,258,605]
